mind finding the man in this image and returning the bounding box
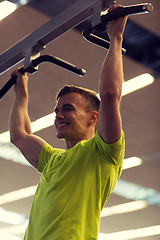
[10,5,127,240]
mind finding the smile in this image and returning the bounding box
[57,123,70,128]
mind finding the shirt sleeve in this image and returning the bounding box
[95,130,125,167]
[37,143,55,173]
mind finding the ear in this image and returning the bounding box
[88,111,98,125]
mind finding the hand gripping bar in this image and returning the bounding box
[83,3,153,51]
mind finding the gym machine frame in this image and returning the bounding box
[0,0,153,99]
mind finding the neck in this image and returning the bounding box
[65,130,95,149]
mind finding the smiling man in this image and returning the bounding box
[54,87,99,148]
[9,5,127,240]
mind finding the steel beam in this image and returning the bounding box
[0,0,114,75]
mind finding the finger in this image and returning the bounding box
[108,4,123,13]
[11,68,19,78]
[11,68,26,78]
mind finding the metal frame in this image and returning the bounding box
[0,0,115,75]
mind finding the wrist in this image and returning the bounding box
[109,35,123,51]
[109,34,123,43]
[15,89,28,104]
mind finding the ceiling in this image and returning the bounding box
[0,0,160,239]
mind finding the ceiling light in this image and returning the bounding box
[0,112,55,143]
[113,178,160,207]
[19,0,28,5]
[0,185,37,205]
[0,131,10,143]
[0,1,17,21]
[0,233,20,240]
[0,207,26,225]
[122,73,154,96]
[30,112,55,133]
[100,200,147,217]
[1,222,28,235]
[123,156,142,170]
[98,225,160,240]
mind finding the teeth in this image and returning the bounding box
[58,123,67,127]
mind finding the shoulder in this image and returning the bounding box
[93,130,125,166]
[95,129,125,150]
[37,143,65,172]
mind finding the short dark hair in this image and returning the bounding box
[56,85,100,112]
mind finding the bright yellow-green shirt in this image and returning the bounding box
[23,130,125,240]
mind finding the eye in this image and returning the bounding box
[65,107,73,111]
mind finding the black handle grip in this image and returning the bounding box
[83,4,153,53]
[101,3,153,24]
[32,55,86,77]
[0,55,86,100]
[0,75,17,99]
[83,25,126,54]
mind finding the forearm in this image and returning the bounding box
[100,35,124,100]
[10,93,32,143]
[99,6,128,100]
[10,73,32,144]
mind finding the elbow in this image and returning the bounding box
[100,87,122,102]
[10,135,19,147]
[10,131,25,148]
[10,127,32,146]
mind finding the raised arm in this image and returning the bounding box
[97,5,128,144]
[10,69,47,169]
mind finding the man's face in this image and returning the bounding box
[54,92,92,142]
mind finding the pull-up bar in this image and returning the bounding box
[0,1,153,99]
[83,3,153,53]
[0,55,86,99]
[0,0,114,75]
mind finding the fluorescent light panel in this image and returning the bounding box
[0,207,26,225]
[98,225,160,240]
[1,222,28,234]
[0,112,55,143]
[1,224,160,240]
[0,233,20,240]
[19,0,28,5]
[123,157,142,170]
[122,73,154,96]
[101,200,147,217]
[113,178,160,206]
[97,73,154,99]
[0,185,37,205]
[0,1,17,21]
[30,112,55,133]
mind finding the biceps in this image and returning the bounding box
[97,97,122,144]
[14,134,47,169]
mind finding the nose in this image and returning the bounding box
[55,110,64,120]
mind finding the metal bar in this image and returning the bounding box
[31,55,86,76]
[83,25,126,54]
[0,55,86,99]
[0,0,115,75]
[101,3,153,24]
[83,3,153,53]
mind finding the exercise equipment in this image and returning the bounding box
[83,3,153,53]
[0,55,87,99]
[0,1,153,99]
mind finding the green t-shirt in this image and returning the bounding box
[23,130,125,240]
